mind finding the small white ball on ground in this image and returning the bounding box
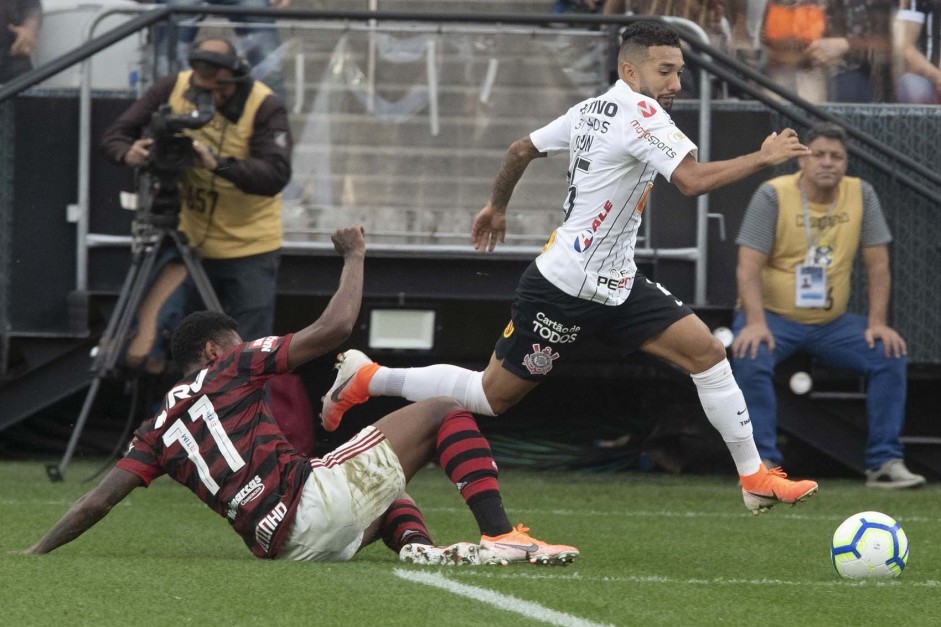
[789,371,812,394]
[713,326,734,348]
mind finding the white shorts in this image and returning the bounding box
[276,426,406,562]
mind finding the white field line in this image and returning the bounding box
[450,570,941,588]
[4,499,941,525]
[416,506,941,524]
[394,568,615,627]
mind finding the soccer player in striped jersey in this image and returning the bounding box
[24,226,577,566]
[322,20,820,514]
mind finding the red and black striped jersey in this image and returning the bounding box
[117,333,311,558]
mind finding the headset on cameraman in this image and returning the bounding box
[187,43,252,82]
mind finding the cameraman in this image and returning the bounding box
[101,38,314,456]
[101,37,292,342]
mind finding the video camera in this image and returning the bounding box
[135,87,215,226]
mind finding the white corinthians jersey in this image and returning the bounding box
[531,80,697,306]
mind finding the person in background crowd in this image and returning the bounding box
[0,0,41,83]
[760,0,830,102]
[895,0,941,104]
[554,0,605,14]
[814,1,896,103]
[759,0,896,103]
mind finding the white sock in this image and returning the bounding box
[690,359,762,476]
[369,365,496,416]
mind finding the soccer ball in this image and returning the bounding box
[830,511,908,579]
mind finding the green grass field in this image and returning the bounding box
[2,460,940,626]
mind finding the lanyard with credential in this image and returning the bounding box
[795,178,835,308]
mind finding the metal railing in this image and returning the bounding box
[3,9,722,302]
[3,9,938,311]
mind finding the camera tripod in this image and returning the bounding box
[46,215,223,482]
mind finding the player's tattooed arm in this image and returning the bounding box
[472,137,546,252]
[489,137,546,212]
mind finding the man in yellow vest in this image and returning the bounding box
[731,123,925,488]
[100,39,315,455]
[101,37,292,345]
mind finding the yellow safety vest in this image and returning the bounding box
[761,172,863,324]
[169,71,282,259]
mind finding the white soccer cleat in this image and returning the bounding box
[399,542,480,566]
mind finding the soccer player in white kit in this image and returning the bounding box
[323,20,819,515]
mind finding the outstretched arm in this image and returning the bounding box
[25,468,143,554]
[471,137,546,252]
[670,128,811,197]
[286,226,367,370]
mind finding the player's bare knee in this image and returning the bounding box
[692,336,728,372]
[485,393,520,415]
[487,398,508,415]
[481,376,534,416]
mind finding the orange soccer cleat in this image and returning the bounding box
[479,524,579,566]
[740,465,818,515]
[320,350,380,432]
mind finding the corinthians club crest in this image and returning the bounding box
[522,343,559,375]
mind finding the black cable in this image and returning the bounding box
[83,377,141,483]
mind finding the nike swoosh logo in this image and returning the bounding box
[746,489,777,500]
[736,408,747,415]
[330,375,356,402]
[495,542,540,552]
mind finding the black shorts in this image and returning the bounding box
[494,262,694,380]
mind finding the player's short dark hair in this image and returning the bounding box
[805,122,847,146]
[620,19,681,59]
[171,311,239,371]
